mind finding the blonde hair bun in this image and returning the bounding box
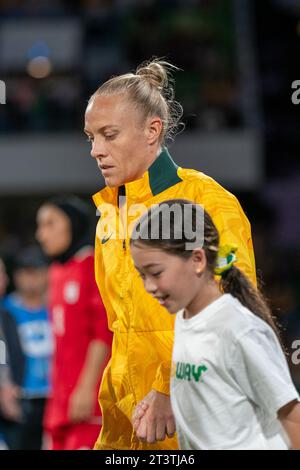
[136,60,169,90]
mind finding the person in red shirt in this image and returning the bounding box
[36,196,112,450]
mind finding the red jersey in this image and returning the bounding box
[44,247,112,429]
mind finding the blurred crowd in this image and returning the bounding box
[0,0,241,134]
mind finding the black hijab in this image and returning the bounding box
[48,196,91,264]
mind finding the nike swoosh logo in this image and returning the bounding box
[101,233,112,244]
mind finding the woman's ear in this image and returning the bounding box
[192,248,207,275]
[145,116,163,145]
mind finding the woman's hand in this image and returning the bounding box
[132,389,176,444]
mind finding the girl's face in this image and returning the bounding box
[131,244,205,314]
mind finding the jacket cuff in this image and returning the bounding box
[152,361,171,396]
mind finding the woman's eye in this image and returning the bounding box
[105,134,117,140]
[152,272,162,278]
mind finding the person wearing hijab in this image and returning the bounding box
[36,196,112,450]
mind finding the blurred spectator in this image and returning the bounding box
[0,259,8,298]
[36,196,112,450]
[0,257,21,448]
[0,258,18,449]
[0,246,52,450]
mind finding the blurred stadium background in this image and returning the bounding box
[0,0,300,390]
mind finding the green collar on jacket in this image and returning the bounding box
[148,146,182,196]
[93,147,182,206]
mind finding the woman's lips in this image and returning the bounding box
[100,166,114,174]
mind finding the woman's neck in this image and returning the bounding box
[134,145,162,180]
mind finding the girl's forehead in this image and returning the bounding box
[132,244,160,253]
[131,244,164,257]
[131,245,177,264]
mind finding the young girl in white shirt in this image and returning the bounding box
[130,199,300,450]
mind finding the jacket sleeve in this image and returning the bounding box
[151,327,174,395]
[94,236,117,332]
[201,178,257,286]
[85,255,113,346]
[152,359,173,395]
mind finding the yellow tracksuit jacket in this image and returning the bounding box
[93,147,256,450]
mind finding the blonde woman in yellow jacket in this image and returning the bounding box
[84,59,256,450]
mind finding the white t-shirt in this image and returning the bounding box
[171,294,299,450]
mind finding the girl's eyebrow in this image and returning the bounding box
[137,263,162,270]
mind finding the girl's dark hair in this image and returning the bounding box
[130,199,279,336]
